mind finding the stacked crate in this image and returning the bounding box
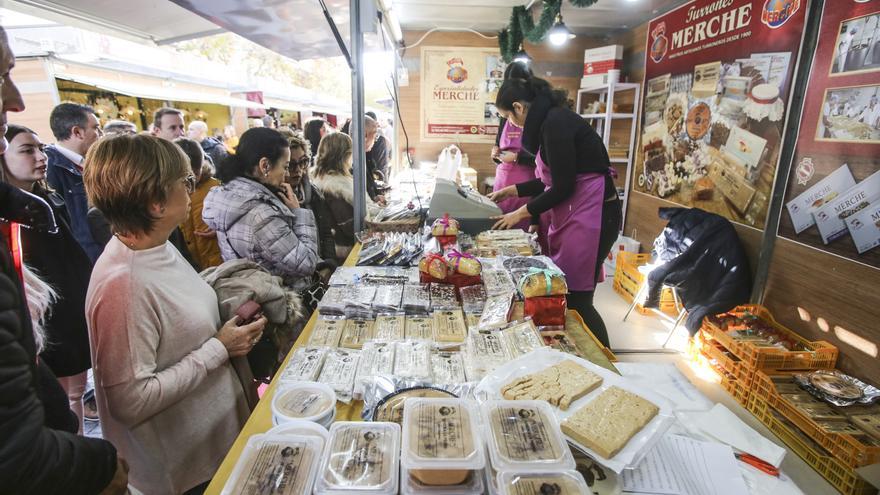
[611,252,679,316]
[698,306,877,495]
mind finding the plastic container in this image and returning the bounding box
[401,468,485,494]
[497,471,590,495]
[278,346,328,383]
[268,419,331,442]
[222,433,324,495]
[701,305,838,372]
[402,398,486,487]
[482,400,575,472]
[272,382,336,428]
[315,421,401,495]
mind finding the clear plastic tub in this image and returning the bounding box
[482,400,575,472]
[222,433,324,495]
[271,382,336,425]
[402,398,486,483]
[315,421,401,494]
[268,419,331,442]
[497,471,590,495]
[401,467,486,494]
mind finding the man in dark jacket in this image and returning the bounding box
[45,102,103,262]
[643,207,751,334]
[188,120,229,166]
[0,25,127,493]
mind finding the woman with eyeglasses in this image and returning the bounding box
[83,134,267,494]
[279,129,338,275]
[0,124,96,433]
[174,137,223,270]
[203,127,320,291]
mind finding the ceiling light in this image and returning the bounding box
[548,12,576,46]
[513,45,532,64]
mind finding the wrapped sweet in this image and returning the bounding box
[431,214,460,237]
[419,253,448,283]
[518,268,568,298]
[446,250,482,276]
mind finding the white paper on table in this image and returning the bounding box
[623,434,749,495]
[690,404,786,468]
[616,362,714,412]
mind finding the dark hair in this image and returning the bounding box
[503,61,533,80]
[494,76,568,111]
[303,118,327,156]
[173,137,204,175]
[340,118,351,136]
[0,125,44,187]
[153,107,183,129]
[216,127,288,183]
[365,111,377,121]
[49,103,95,141]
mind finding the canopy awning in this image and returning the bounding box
[53,72,267,109]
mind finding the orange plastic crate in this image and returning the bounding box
[702,305,838,372]
[612,252,679,316]
[751,371,880,469]
[696,331,755,387]
[689,334,752,406]
[747,394,877,495]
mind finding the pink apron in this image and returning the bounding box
[535,149,607,292]
[494,121,538,232]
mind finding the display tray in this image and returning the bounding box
[474,347,674,472]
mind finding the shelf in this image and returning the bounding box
[579,82,640,94]
[610,158,629,164]
[580,113,636,119]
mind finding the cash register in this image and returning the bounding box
[427,178,502,234]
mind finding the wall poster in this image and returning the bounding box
[633,0,808,230]
[778,0,880,269]
[420,46,504,143]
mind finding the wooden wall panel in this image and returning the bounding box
[11,58,57,141]
[396,30,612,186]
[764,240,880,385]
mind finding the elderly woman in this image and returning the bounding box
[83,134,267,494]
[175,137,223,270]
[203,127,320,291]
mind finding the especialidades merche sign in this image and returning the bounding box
[420,46,504,143]
[634,0,806,230]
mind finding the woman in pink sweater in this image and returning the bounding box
[83,135,267,494]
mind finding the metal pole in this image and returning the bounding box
[351,0,367,232]
[750,0,823,303]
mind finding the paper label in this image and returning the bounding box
[405,317,434,340]
[276,389,333,418]
[339,320,375,349]
[394,341,432,379]
[410,402,475,460]
[318,349,359,401]
[324,426,392,488]
[490,405,563,462]
[434,310,468,343]
[308,319,345,347]
[230,439,316,495]
[469,329,509,362]
[431,351,467,384]
[845,201,880,254]
[814,171,880,244]
[506,477,582,495]
[280,347,327,382]
[357,342,396,380]
[374,315,405,341]
[786,164,856,233]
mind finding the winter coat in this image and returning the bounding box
[311,173,357,263]
[289,174,338,269]
[45,145,102,262]
[201,259,307,384]
[644,207,751,334]
[201,136,229,169]
[21,186,92,377]
[0,183,117,494]
[181,176,223,270]
[202,176,320,291]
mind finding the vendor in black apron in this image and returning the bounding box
[489,76,622,347]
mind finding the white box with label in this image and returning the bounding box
[786,164,856,234]
[845,201,880,254]
[814,170,880,244]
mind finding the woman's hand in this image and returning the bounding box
[278,183,300,210]
[490,146,500,160]
[499,151,517,163]
[491,206,530,230]
[487,185,517,203]
[216,315,268,357]
[528,224,540,234]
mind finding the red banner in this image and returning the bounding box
[634,0,808,230]
[777,1,880,268]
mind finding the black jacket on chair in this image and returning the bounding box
[644,207,751,334]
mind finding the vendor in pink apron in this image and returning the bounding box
[488,76,622,347]
[491,119,538,232]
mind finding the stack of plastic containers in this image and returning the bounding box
[314,421,401,494]
[271,382,337,428]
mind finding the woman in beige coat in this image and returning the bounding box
[83,135,267,494]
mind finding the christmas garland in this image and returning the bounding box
[499,0,598,62]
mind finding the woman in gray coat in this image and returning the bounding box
[203,127,320,292]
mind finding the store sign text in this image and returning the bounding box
[672,3,752,50]
[433,86,480,101]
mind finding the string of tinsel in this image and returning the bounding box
[499,0,598,62]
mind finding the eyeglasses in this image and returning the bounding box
[182,174,196,194]
[289,156,310,169]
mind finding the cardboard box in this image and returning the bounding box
[583,45,623,76]
[581,73,611,89]
[785,164,855,234]
[814,170,880,244]
[845,201,880,254]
